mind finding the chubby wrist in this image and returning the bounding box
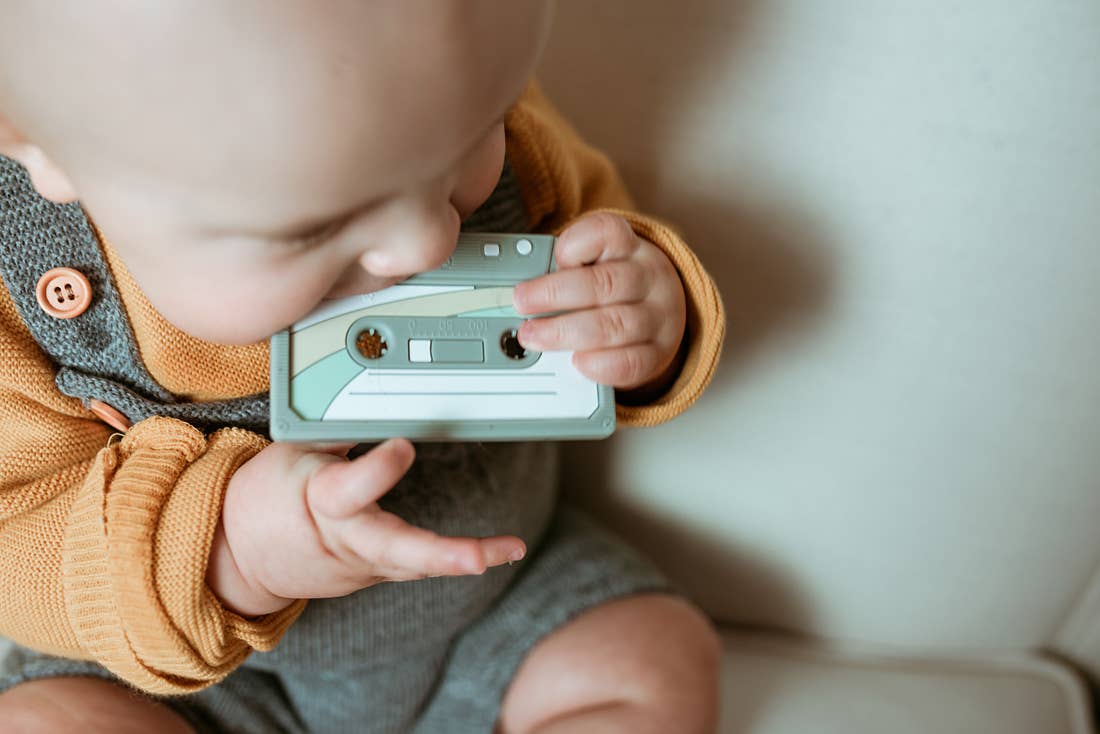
[207,517,292,617]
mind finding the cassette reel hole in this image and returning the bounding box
[355,327,388,360]
[500,329,527,360]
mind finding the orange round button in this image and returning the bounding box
[35,267,92,319]
[88,399,132,432]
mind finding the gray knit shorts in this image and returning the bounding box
[0,507,669,734]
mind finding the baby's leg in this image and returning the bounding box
[0,677,195,734]
[498,593,721,734]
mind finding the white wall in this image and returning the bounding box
[542,1,1100,652]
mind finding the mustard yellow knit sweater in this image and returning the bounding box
[0,82,725,694]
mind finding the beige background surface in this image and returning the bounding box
[540,0,1100,656]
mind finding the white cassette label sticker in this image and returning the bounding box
[323,350,599,421]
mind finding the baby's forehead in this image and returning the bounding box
[0,1,546,224]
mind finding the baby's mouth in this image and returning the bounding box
[324,273,403,300]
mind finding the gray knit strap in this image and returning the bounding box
[0,154,271,433]
[54,369,270,434]
[0,155,174,402]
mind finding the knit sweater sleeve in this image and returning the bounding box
[0,285,304,695]
[504,81,725,427]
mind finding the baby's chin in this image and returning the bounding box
[180,320,280,347]
[155,302,291,347]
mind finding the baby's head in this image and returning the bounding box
[0,1,552,344]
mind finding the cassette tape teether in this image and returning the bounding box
[269,233,616,441]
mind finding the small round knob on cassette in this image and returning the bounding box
[500,328,527,360]
[355,327,388,360]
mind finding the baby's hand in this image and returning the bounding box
[207,439,525,617]
[513,213,687,391]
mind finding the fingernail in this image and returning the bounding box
[508,547,526,562]
[517,324,539,349]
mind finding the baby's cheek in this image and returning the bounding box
[115,231,340,345]
[452,124,505,219]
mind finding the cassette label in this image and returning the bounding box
[270,233,616,441]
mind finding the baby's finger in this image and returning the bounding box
[554,212,640,268]
[518,304,655,352]
[375,536,529,581]
[345,513,526,577]
[301,442,358,457]
[307,438,415,519]
[476,535,529,568]
[513,260,650,316]
[573,343,665,389]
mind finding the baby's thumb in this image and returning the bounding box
[306,438,415,520]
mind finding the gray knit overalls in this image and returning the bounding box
[0,154,669,734]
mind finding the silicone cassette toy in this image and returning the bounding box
[270,233,616,441]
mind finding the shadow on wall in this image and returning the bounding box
[539,0,835,637]
[539,6,837,725]
[537,0,834,386]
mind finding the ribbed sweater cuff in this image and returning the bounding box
[61,416,304,695]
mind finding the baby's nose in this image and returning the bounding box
[360,205,459,279]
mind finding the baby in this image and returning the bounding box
[0,2,724,733]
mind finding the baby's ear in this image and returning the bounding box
[0,113,78,203]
